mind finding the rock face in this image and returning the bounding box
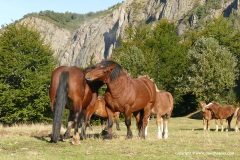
[20,0,240,67]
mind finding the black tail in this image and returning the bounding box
[51,71,69,143]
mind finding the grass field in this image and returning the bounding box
[0,116,239,160]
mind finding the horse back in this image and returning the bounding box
[137,77,156,104]
[151,91,173,116]
[218,105,235,118]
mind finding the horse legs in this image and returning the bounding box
[203,119,207,131]
[156,116,163,139]
[71,111,81,145]
[145,117,150,136]
[63,110,75,140]
[140,105,152,139]
[81,106,95,140]
[207,119,211,131]
[235,119,240,132]
[220,118,224,132]
[226,118,231,132]
[215,119,219,132]
[102,107,113,139]
[163,117,169,139]
[115,113,121,131]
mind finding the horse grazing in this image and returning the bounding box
[82,95,121,135]
[205,102,235,132]
[85,60,156,139]
[200,101,215,131]
[234,107,240,132]
[49,66,102,144]
[145,90,173,139]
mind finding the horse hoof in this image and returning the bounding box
[103,134,112,140]
[72,140,80,145]
[101,130,109,136]
[62,138,70,142]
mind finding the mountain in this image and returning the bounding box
[19,0,240,67]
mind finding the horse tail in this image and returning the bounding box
[234,107,240,118]
[51,71,69,143]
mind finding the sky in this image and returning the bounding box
[0,0,124,26]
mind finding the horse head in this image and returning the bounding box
[200,101,207,112]
[85,60,122,83]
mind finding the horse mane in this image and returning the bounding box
[101,60,123,82]
[83,65,96,73]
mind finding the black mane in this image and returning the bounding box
[101,60,122,82]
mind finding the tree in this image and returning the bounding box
[145,19,187,94]
[181,37,238,103]
[0,23,56,125]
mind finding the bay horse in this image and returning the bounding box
[145,89,173,139]
[82,95,121,134]
[234,107,240,132]
[200,101,215,131]
[205,102,235,132]
[85,60,156,139]
[49,66,103,144]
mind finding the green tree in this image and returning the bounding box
[112,26,151,77]
[146,19,187,94]
[181,37,238,103]
[0,23,56,125]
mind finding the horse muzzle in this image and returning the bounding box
[85,73,93,81]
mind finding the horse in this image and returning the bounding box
[199,101,215,131]
[49,66,103,144]
[145,89,174,139]
[205,102,235,132]
[83,95,121,133]
[234,107,240,132]
[85,60,156,139]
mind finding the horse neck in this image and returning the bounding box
[210,104,220,115]
[106,72,129,98]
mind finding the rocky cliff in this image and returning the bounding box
[20,0,240,67]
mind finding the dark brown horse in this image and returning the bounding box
[146,89,173,139]
[83,95,121,133]
[85,60,156,139]
[234,107,240,132]
[205,102,235,132]
[200,101,215,131]
[49,66,103,144]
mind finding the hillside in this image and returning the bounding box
[13,0,240,67]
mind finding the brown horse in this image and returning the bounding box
[82,95,121,135]
[85,60,156,139]
[145,89,173,139]
[205,102,235,132]
[49,66,103,144]
[234,107,240,132]
[200,101,215,131]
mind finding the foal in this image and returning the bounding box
[146,90,174,139]
[83,96,121,134]
[206,102,235,132]
[200,101,214,131]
